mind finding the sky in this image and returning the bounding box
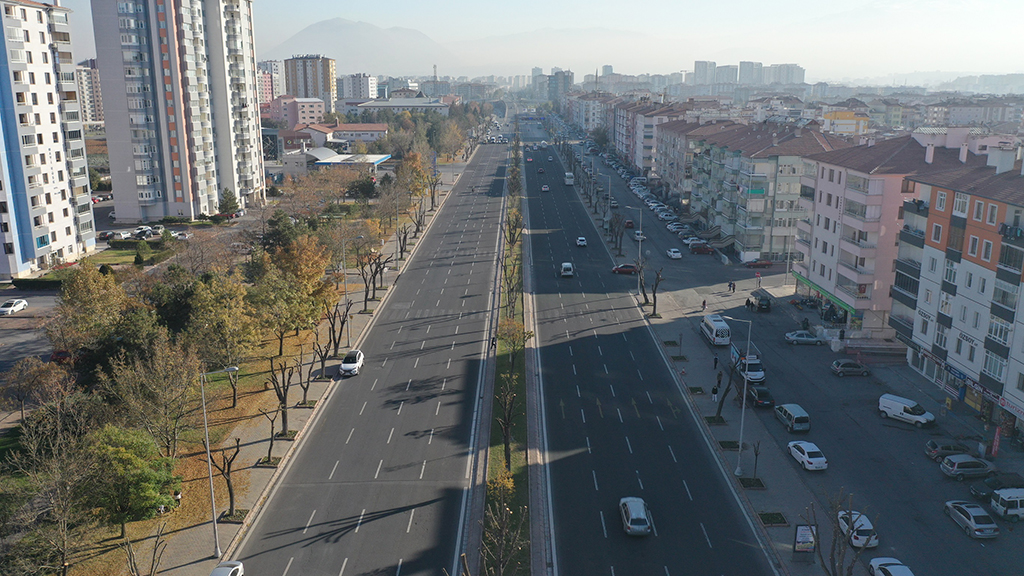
[62,0,1024,83]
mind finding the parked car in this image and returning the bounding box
[339,350,365,376]
[209,561,244,576]
[785,330,826,345]
[0,299,28,315]
[618,497,653,536]
[97,230,115,241]
[869,557,915,576]
[940,454,996,481]
[666,248,682,259]
[690,244,715,255]
[788,441,828,470]
[612,264,639,275]
[576,237,587,247]
[681,236,705,246]
[175,231,194,240]
[924,438,970,462]
[944,500,999,538]
[837,510,879,548]
[970,472,1024,501]
[743,259,773,268]
[831,359,870,377]
[747,385,775,408]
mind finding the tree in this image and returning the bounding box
[89,425,176,538]
[207,438,241,518]
[218,188,240,215]
[347,175,377,199]
[609,214,626,256]
[650,268,664,316]
[481,470,527,576]
[267,357,295,435]
[591,126,609,148]
[248,255,311,356]
[258,406,280,466]
[0,357,65,421]
[495,373,520,471]
[122,522,168,576]
[46,258,131,362]
[496,318,533,376]
[635,254,650,305]
[802,491,874,576]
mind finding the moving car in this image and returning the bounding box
[940,454,996,481]
[210,561,244,576]
[538,168,545,174]
[743,259,773,268]
[547,156,553,161]
[869,558,915,576]
[541,185,550,192]
[944,500,999,539]
[609,199,618,208]
[526,157,533,162]
[0,299,28,315]
[618,497,653,536]
[757,296,772,312]
[747,385,775,408]
[788,441,828,470]
[612,264,638,275]
[576,237,587,247]
[970,472,1024,501]
[837,510,879,548]
[633,231,646,241]
[624,220,634,229]
[785,330,826,345]
[831,359,869,377]
[340,350,365,376]
[666,248,682,259]
[560,262,575,277]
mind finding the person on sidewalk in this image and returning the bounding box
[745,298,752,311]
[717,370,723,388]
[713,353,719,369]
[702,299,707,311]
[711,384,719,402]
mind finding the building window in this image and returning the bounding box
[993,279,1019,310]
[936,191,946,211]
[983,350,1007,381]
[968,344,976,362]
[939,294,952,316]
[966,272,973,288]
[973,201,985,221]
[988,316,1012,346]
[953,192,968,216]
[1018,374,1024,393]
[924,289,932,304]
[980,278,987,294]
[920,318,929,336]
[982,240,993,261]
[929,257,937,272]
[973,311,980,329]
[935,324,948,349]
[955,338,963,355]
[998,244,1024,272]
[943,260,957,284]
[932,224,942,243]
[987,204,998,225]
[968,236,979,256]
[960,306,967,322]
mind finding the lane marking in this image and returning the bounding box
[669,445,678,463]
[451,341,455,350]
[436,401,441,415]
[329,460,339,479]
[572,365,577,375]
[382,358,388,368]
[397,401,404,415]
[656,416,664,431]
[604,364,608,374]
[406,379,412,391]
[303,510,316,534]
[568,345,573,356]
[581,409,586,423]
[426,325,431,333]
[636,470,644,490]
[586,436,592,454]
[599,511,608,538]
[441,378,447,390]
[592,470,599,491]
[374,460,383,479]
[629,351,635,361]
[576,385,581,398]
[282,557,293,576]
[700,523,713,548]
[359,402,367,415]
[683,480,693,501]
[609,384,616,397]
[396,559,403,576]
[346,429,354,444]
[387,428,394,444]
[339,558,348,576]
[447,358,452,369]
[646,391,653,404]
[371,379,378,391]
[637,370,644,381]
[428,428,434,444]
[598,346,603,355]
[420,460,427,479]
[622,333,627,341]
[391,341,396,350]
[625,436,633,454]
[406,509,416,533]
[420,341,425,351]
[617,408,623,423]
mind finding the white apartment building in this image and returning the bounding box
[92,0,265,223]
[339,73,377,99]
[75,64,103,122]
[257,59,284,101]
[0,0,96,279]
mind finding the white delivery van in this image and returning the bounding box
[878,394,935,427]
[560,262,575,277]
[700,315,731,345]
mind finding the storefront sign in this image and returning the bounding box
[998,396,1024,420]
[792,524,817,562]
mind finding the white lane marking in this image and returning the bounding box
[609,384,616,397]
[455,326,459,334]
[382,358,388,368]
[397,401,404,415]
[396,559,403,576]
[442,378,447,390]
[387,428,395,444]
[452,341,455,350]
[568,345,573,356]
[604,365,609,374]
[636,470,644,490]
[576,385,581,398]
[593,330,599,338]
[637,370,644,381]
[592,470,599,491]
[359,402,367,415]
[622,333,627,341]
[656,416,664,431]
[565,330,570,339]
[339,558,348,576]
[391,341,396,350]
[435,401,441,415]
[406,379,412,391]
[447,358,451,369]
[426,325,431,333]
[646,391,653,404]
[600,510,608,538]
[371,379,378,391]
[586,436,592,454]
[420,341,425,350]
[346,429,354,444]
[664,568,669,576]
[420,460,427,479]
[625,436,633,454]
[374,460,383,479]
[669,445,678,463]
[303,510,316,534]
[598,346,603,356]
[581,409,586,423]
[572,365,577,375]
[683,480,693,501]
[329,460,339,479]
[406,509,416,533]
[700,523,713,548]
[282,557,294,576]
[428,429,434,444]
[414,358,420,368]
[617,409,623,423]
[436,299,441,307]
[629,351,635,361]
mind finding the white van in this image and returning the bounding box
[560,262,574,277]
[878,394,935,427]
[700,315,731,345]
[990,488,1024,522]
[775,403,811,433]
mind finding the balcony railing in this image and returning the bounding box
[895,257,921,270]
[837,283,872,299]
[839,261,875,276]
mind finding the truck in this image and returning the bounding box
[730,342,766,384]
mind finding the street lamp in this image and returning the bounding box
[341,235,364,347]
[721,316,752,477]
[200,365,239,559]
[625,205,644,296]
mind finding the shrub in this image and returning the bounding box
[98,264,115,275]
[210,215,227,225]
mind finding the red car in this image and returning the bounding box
[538,168,545,174]
[690,244,715,255]
[624,220,635,229]
[744,259,773,268]
[612,264,639,275]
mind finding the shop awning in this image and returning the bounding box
[791,271,859,316]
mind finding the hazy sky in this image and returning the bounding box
[62,0,1024,82]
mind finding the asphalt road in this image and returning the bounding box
[234,142,508,576]
[557,136,1024,575]
[0,290,58,373]
[522,123,775,576]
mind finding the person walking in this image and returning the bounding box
[711,383,719,402]
[756,272,762,287]
[702,299,707,311]
[717,370,723,388]
[713,353,719,369]
[745,298,752,311]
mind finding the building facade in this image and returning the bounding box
[74,63,103,122]
[0,0,96,280]
[256,59,284,103]
[339,73,377,99]
[268,96,324,129]
[284,54,337,112]
[92,0,265,223]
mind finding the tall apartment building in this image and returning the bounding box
[739,61,763,85]
[284,55,336,113]
[256,60,284,99]
[339,73,378,99]
[601,65,613,76]
[92,0,265,223]
[0,0,96,280]
[75,63,103,122]
[693,61,716,85]
[889,146,1024,431]
[763,64,806,85]
[715,65,738,84]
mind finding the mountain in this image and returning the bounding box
[259,18,460,77]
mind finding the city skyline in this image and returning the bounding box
[61,0,1024,83]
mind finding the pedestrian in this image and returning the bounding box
[733,282,737,293]
[745,298,752,310]
[490,336,497,349]
[713,353,719,369]
[711,384,719,402]
[717,370,723,387]
[756,272,762,287]
[702,299,707,311]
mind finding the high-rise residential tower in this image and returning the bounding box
[738,61,763,85]
[693,61,717,85]
[0,0,96,280]
[91,0,265,223]
[284,55,336,112]
[75,61,104,122]
[257,59,284,101]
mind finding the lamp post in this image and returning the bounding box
[625,205,644,296]
[722,316,752,477]
[341,235,364,347]
[200,365,239,559]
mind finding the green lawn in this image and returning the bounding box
[87,249,140,266]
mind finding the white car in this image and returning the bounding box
[134,226,153,235]
[666,223,687,231]
[788,441,828,470]
[869,558,915,576]
[576,237,587,247]
[944,500,999,539]
[785,330,826,345]
[666,248,682,259]
[340,350,365,376]
[209,562,244,576]
[541,185,550,192]
[681,236,706,246]
[837,510,878,548]
[619,497,653,536]
[657,212,676,221]
[0,299,28,315]
[175,231,194,240]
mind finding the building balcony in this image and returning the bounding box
[899,226,925,248]
[838,261,875,284]
[843,212,882,232]
[840,237,877,258]
[836,282,873,302]
[796,218,812,235]
[890,285,918,310]
[895,257,922,279]
[889,314,914,339]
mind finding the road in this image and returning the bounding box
[234,142,509,576]
[521,121,775,576]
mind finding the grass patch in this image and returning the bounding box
[87,249,142,266]
[220,509,249,523]
[671,355,688,361]
[740,477,766,489]
[662,340,678,346]
[719,440,740,451]
[689,386,705,395]
[255,457,281,468]
[705,415,727,425]
[758,511,788,526]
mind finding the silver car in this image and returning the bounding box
[944,500,999,539]
[619,497,653,536]
[785,330,826,345]
[940,454,996,481]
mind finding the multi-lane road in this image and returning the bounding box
[235,142,509,576]
[521,122,776,576]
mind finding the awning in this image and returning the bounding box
[791,271,859,316]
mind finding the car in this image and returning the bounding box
[666,223,687,231]
[944,500,999,539]
[133,226,152,235]
[970,472,1024,501]
[666,248,682,259]
[681,236,706,246]
[576,237,587,247]
[788,440,827,470]
[619,497,653,536]
[609,199,618,208]
[757,296,772,312]
[526,157,533,162]
[837,510,879,548]
[0,299,28,315]
[108,211,117,219]
[690,244,715,255]
[151,225,166,234]
[924,438,970,462]
[612,264,639,275]
[97,230,115,241]
[633,231,646,241]
[340,350,365,376]
[624,220,634,229]
[541,185,550,192]
[134,230,154,239]
[547,156,553,161]
[940,454,996,481]
[657,212,676,221]
[209,561,244,576]
[743,259,773,268]
[175,231,194,240]
[538,168,545,174]
[869,558,915,576]
[830,359,869,377]
[785,330,826,345]
[747,385,775,408]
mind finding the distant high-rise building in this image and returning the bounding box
[340,73,378,99]
[284,55,337,112]
[548,70,574,102]
[668,72,684,85]
[92,0,265,222]
[551,66,563,74]
[531,67,543,79]
[693,61,717,85]
[715,65,738,84]
[257,60,285,102]
[1,0,96,279]
[602,65,614,76]
[739,61,763,85]
[764,64,805,85]
[75,63,104,123]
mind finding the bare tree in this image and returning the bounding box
[368,252,395,299]
[397,223,411,259]
[426,171,443,210]
[0,357,65,421]
[267,358,295,435]
[259,406,280,466]
[297,346,315,404]
[312,328,331,381]
[503,206,523,252]
[801,491,873,576]
[207,438,241,517]
[495,373,520,472]
[326,299,354,357]
[635,254,650,305]
[411,197,427,237]
[123,522,167,576]
[650,268,664,316]
[609,214,626,256]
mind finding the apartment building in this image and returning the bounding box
[284,54,337,113]
[92,0,265,223]
[655,120,744,212]
[268,96,324,129]
[0,0,96,280]
[612,101,690,175]
[74,63,103,122]
[889,146,1024,432]
[822,110,869,136]
[256,60,284,101]
[738,61,763,85]
[693,61,716,85]
[339,73,377,99]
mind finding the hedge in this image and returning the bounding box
[11,277,63,290]
[108,239,167,251]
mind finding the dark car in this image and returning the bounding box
[748,386,775,408]
[97,231,115,241]
[757,296,772,312]
[538,168,545,174]
[744,259,773,268]
[925,438,970,462]
[134,230,154,239]
[612,264,639,275]
[690,244,715,255]
[970,472,1024,501]
[624,220,635,229]
[831,359,870,377]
